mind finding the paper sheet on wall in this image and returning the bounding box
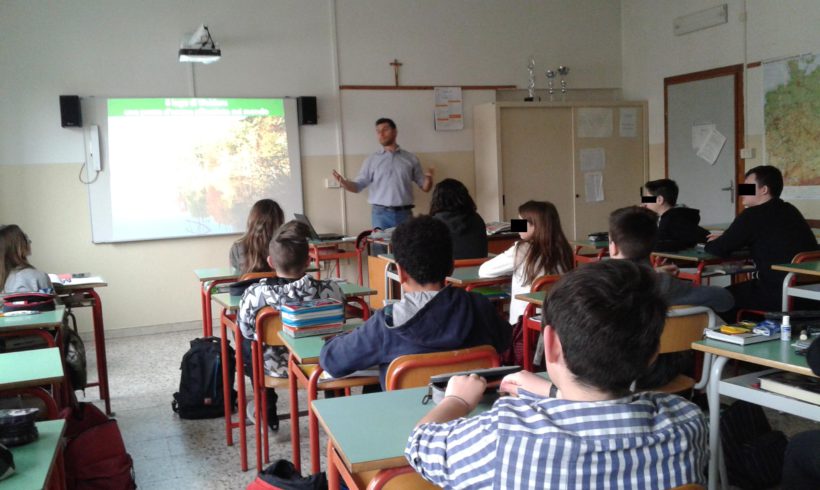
[696,128,726,165]
[434,87,464,131]
[584,171,604,202]
[579,148,606,172]
[619,108,637,137]
[577,108,613,138]
[692,124,715,150]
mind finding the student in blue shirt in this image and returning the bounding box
[406,260,708,489]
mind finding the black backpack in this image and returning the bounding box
[172,337,237,419]
[720,400,788,489]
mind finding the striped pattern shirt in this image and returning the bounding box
[405,390,708,490]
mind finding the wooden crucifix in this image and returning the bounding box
[389,58,403,87]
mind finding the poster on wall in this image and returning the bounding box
[433,87,463,131]
[764,53,820,200]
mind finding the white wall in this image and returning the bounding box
[0,0,623,331]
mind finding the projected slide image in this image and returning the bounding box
[106,98,292,241]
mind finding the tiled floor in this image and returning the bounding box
[79,328,327,489]
[75,328,820,490]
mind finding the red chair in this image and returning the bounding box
[355,229,374,286]
[0,387,59,419]
[219,271,276,471]
[573,245,608,267]
[521,274,561,372]
[309,241,358,280]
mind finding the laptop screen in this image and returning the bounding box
[293,213,320,240]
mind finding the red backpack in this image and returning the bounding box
[61,403,136,490]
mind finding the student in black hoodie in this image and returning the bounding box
[641,179,709,252]
[319,215,511,389]
[705,165,817,316]
[429,178,488,260]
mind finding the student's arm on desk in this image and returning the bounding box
[664,275,735,313]
[478,243,516,278]
[406,374,500,488]
[704,211,753,257]
[319,314,384,378]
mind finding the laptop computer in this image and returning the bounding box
[294,213,345,241]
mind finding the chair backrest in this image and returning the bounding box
[453,257,490,268]
[240,271,277,281]
[356,229,374,252]
[255,306,284,347]
[384,345,500,391]
[531,274,560,294]
[366,466,439,490]
[659,306,716,354]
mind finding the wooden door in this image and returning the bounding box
[573,105,647,239]
[500,107,574,229]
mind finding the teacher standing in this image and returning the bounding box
[332,118,434,230]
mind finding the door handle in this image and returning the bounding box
[720,180,734,204]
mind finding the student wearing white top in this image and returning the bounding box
[479,201,573,326]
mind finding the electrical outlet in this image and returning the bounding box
[325,178,340,189]
[740,148,756,159]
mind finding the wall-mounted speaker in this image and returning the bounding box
[60,95,82,128]
[297,96,317,125]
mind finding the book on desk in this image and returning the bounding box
[703,328,779,346]
[759,371,820,405]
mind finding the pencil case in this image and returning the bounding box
[2,293,56,313]
[422,366,521,405]
[753,320,781,336]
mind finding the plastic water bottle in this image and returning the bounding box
[780,315,791,342]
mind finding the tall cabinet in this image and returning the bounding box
[474,101,648,240]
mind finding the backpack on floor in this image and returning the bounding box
[247,459,328,490]
[172,337,237,419]
[720,400,788,490]
[61,402,136,490]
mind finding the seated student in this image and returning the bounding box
[406,260,708,488]
[705,165,817,317]
[642,178,709,251]
[1,224,53,294]
[238,220,343,429]
[319,215,511,389]
[230,199,285,274]
[429,178,488,260]
[609,206,733,388]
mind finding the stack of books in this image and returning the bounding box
[280,298,344,338]
[759,371,820,405]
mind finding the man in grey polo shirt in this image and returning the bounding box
[332,118,434,230]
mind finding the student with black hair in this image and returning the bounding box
[319,215,511,389]
[642,178,709,251]
[406,260,708,489]
[705,165,817,315]
[429,178,487,259]
[609,206,733,388]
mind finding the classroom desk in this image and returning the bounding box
[195,267,241,338]
[313,387,497,489]
[570,239,609,265]
[771,261,820,311]
[515,291,546,307]
[307,238,357,280]
[704,222,820,241]
[446,266,511,291]
[5,419,67,490]
[692,339,820,490]
[214,285,375,471]
[0,347,64,390]
[277,320,377,475]
[0,306,65,348]
[651,248,753,285]
[0,347,65,417]
[51,277,112,415]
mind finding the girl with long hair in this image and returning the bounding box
[229,199,285,274]
[1,224,53,293]
[479,200,573,325]
[429,178,488,259]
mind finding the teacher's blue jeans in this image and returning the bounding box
[371,205,412,230]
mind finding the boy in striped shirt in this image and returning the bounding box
[406,260,708,489]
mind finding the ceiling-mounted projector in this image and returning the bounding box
[179,24,221,64]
